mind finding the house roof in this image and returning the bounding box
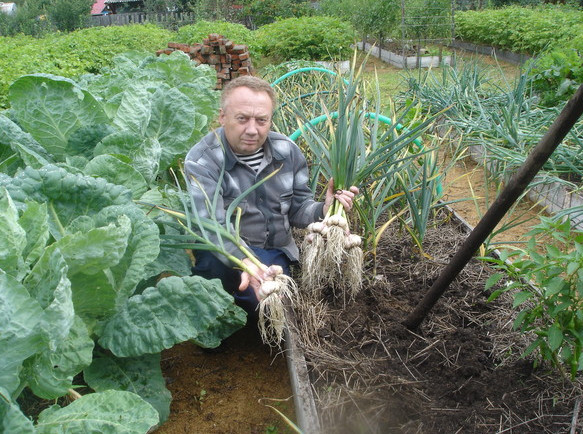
[91,0,107,14]
[104,0,142,3]
[0,2,16,14]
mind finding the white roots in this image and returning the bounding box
[300,214,363,305]
[257,272,297,347]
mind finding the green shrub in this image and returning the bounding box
[528,32,583,107]
[255,16,355,61]
[485,217,583,379]
[47,0,94,32]
[0,24,174,109]
[455,5,583,54]
[242,0,313,28]
[320,0,400,41]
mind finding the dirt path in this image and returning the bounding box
[155,323,296,433]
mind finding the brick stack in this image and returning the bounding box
[157,34,253,89]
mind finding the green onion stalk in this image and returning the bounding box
[142,162,296,347]
[294,53,439,306]
[300,54,367,305]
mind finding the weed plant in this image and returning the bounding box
[484,216,583,379]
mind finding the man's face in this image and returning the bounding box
[219,86,273,155]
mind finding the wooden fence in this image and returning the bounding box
[89,12,197,28]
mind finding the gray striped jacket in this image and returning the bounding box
[184,127,324,265]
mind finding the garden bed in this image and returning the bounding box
[286,208,583,433]
[467,144,583,228]
[357,41,452,69]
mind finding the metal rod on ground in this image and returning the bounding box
[403,83,583,330]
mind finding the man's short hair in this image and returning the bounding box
[221,76,277,112]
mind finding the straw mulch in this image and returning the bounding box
[292,210,583,433]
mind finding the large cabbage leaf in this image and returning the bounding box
[95,205,160,304]
[0,115,53,176]
[85,352,171,423]
[23,316,93,400]
[0,387,35,434]
[1,165,161,326]
[17,200,50,271]
[111,82,198,171]
[0,165,131,238]
[93,132,161,186]
[99,275,246,357]
[24,247,74,352]
[0,187,26,278]
[0,272,44,396]
[84,154,149,199]
[8,74,109,160]
[35,390,159,433]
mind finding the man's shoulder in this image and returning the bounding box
[186,129,224,163]
[268,131,300,159]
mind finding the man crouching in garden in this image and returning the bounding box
[185,75,358,319]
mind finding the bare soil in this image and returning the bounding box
[155,324,296,434]
[292,212,581,433]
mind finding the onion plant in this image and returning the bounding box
[140,149,296,347]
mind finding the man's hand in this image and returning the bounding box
[239,258,267,299]
[323,178,359,215]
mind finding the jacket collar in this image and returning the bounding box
[220,128,284,170]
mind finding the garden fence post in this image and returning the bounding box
[403,83,583,330]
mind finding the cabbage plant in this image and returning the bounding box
[0,51,247,431]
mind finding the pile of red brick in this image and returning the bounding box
[157,34,253,89]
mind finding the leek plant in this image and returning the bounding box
[141,152,296,347]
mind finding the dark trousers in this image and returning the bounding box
[191,247,291,320]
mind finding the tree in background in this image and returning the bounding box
[47,0,93,31]
[144,0,171,12]
[240,0,313,28]
[0,0,52,36]
[0,0,92,35]
[320,0,399,46]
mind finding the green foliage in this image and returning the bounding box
[528,34,583,107]
[255,16,355,61]
[46,0,94,32]
[401,59,583,216]
[491,0,542,7]
[403,0,452,41]
[242,0,313,28]
[0,0,54,37]
[0,24,174,109]
[484,217,583,379]
[320,0,399,39]
[0,51,245,430]
[455,5,583,55]
[0,0,94,35]
[268,58,441,259]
